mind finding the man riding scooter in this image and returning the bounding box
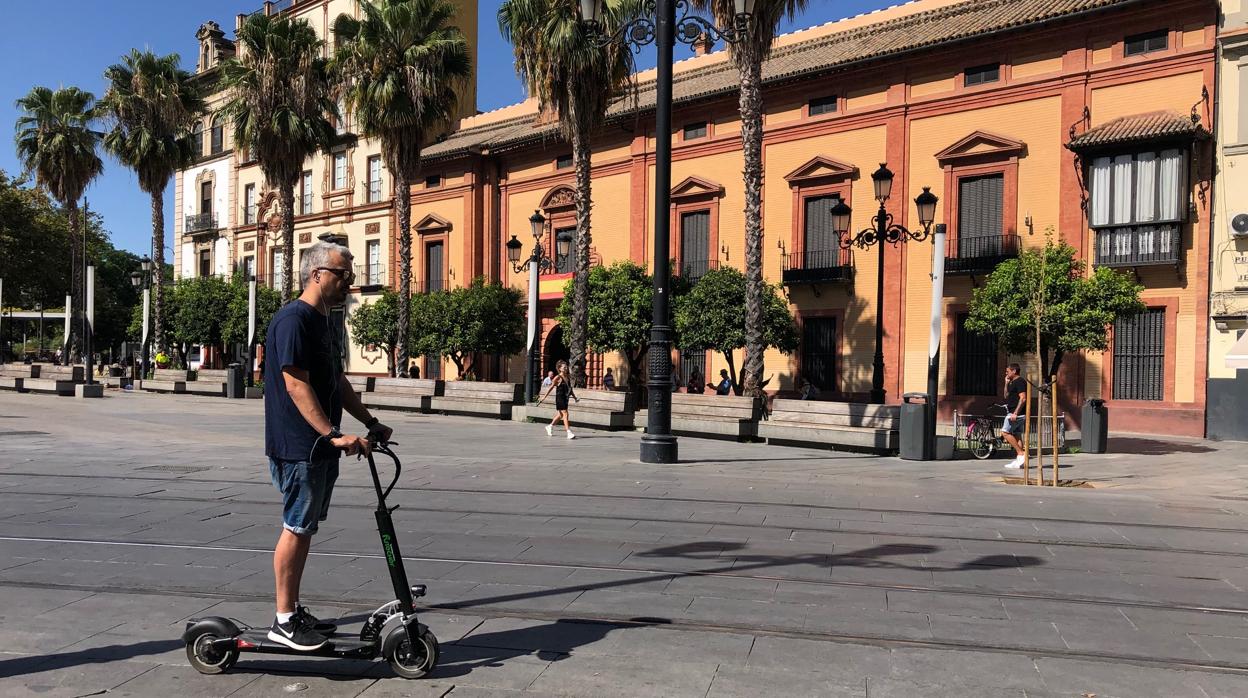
[263,240,392,651]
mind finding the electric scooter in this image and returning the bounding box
[182,440,440,679]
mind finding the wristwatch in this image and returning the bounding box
[326,426,343,440]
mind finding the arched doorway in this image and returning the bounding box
[543,324,569,375]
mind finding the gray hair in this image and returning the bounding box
[300,241,353,284]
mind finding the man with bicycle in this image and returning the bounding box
[1001,363,1028,469]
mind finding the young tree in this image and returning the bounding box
[220,13,336,301]
[333,0,472,376]
[101,49,205,352]
[498,0,638,388]
[410,278,525,378]
[690,0,808,397]
[673,266,797,394]
[222,274,283,351]
[14,86,104,361]
[169,275,233,351]
[556,260,652,395]
[348,288,401,377]
[966,238,1145,386]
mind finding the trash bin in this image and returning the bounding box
[226,363,245,399]
[900,392,935,460]
[1082,398,1108,453]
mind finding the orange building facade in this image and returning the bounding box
[177,0,1219,436]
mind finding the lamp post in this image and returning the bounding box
[507,210,572,403]
[129,256,153,383]
[581,0,753,464]
[830,164,938,404]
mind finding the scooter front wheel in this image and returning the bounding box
[186,631,239,674]
[386,624,439,679]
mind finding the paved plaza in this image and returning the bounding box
[0,390,1247,697]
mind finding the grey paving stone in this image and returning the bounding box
[561,589,695,620]
[433,643,553,690]
[886,646,1046,691]
[1033,656,1213,698]
[0,657,160,698]
[1055,622,1213,663]
[707,665,866,697]
[1189,633,1248,665]
[745,635,892,677]
[929,615,1066,652]
[866,677,1026,698]
[885,590,1009,619]
[526,651,718,697]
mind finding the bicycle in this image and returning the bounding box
[964,404,1010,460]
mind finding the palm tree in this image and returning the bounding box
[14,86,104,363]
[499,0,636,388]
[101,49,206,353]
[333,0,472,378]
[691,0,806,396]
[220,13,336,301]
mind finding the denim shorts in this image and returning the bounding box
[1002,414,1026,437]
[269,457,339,536]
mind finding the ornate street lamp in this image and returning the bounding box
[581,0,753,463]
[508,210,572,403]
[130,257,153,383]
[832,165,938,404]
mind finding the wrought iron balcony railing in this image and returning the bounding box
[355,263,386,288]
[184,213,218,234]
[781,248,853,285]
[678,259,719,283]
[1094,225,1182,268]
[945,233,1020,276]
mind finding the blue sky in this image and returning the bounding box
[0,0,897,257]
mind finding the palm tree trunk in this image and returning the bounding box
[570,118,592,389]
[280,186,296,303]
[738,45,765,397]
[150,189,166,352]
[66,199,81,365]
[395,170,412,378]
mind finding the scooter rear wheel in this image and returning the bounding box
[186,631,239,674]
[386,625,439,679]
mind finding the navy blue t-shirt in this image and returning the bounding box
[264,300,343,461]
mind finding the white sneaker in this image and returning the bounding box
[566,431,576,440]
[1004,456,1024,470]
[545,424,553,436]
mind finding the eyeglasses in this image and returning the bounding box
[316,267,355,284]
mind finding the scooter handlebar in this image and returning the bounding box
[365,439,402,501]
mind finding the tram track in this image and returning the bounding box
[3,484,1247,562]
[3,534,1247,619]
[1,572,1245,678]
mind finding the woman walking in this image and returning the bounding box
[538,360,579,439]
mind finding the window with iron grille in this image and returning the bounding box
[679,350,706,388]
[680,210,711,281]
[191,122,204,157]
[367,156,383,202]
[683,122,707,140]
[1087,149,1185,266]
[803,195,843,270]
[199,249,211,278]
[954,313,998,396]
[957,174,1004,258]
[424,355,441,380]
[424,173,442,188]
[964,63,1001,87]
[1125,29,1168,57]
[243,184,256,224]
[808,95,837,116]
[801,317,837,392]
[555,154,573,170]
[200,181,213,215]
[243,256,255,280]
[1113,308,1166,400]
[210,122,224,154]
[366,239,381,285]
[300,171,313,214]
[554,226,575,274]
[333,152,348,190]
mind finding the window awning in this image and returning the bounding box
[1228,330,1248,370]
[1067,111,1210,154]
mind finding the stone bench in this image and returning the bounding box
[187,368,228,397]
[429,381,523,420]
[758,399,900,453]
[346,375,376,395]
[25,364,84,396]
[141,368,189,394]
[0,364,36,391]
[363,378,442,413]
[520,388,637,430]
[667,393,763,441]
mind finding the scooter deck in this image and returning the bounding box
[231,628,379,660]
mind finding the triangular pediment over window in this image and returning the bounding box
[783,156,858,186]
[415,213,451,234]
[671,176,724,200]
[935,131,1027,165]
